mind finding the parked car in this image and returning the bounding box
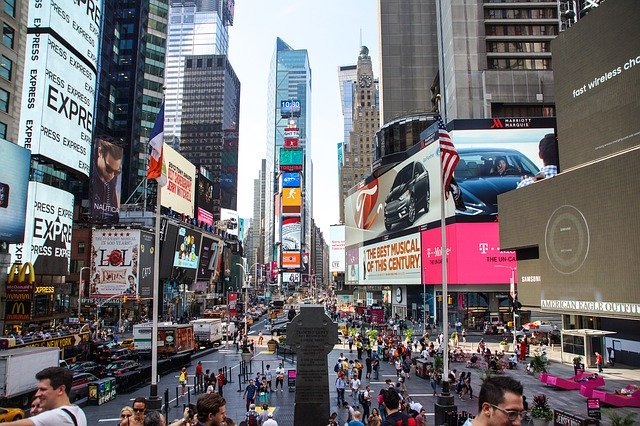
[70,361,105,378]
[0,407,24,422]
[110,348,139,362]
[104,360,140,376]
[70,372,98,402]
[384,160,430,231]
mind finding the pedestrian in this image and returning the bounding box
[245,403,259,426]
[348,335,354,353]
[379,388,416,426]
[595,351,604,373]
[129,397,147,426]
[258,377,269,405]
[372,356,380,380]
[461,376,525,426]
[29,397,44,417]
[195,361,204,392]
[368,408,382,426]
[264,364,273,392]
[258,331,264,346]
[262,412,278,426]
[243,379,258,412]
[217,368,226,398]
[350,375,361,404]
[7,366,87,425]
[275,363,285,392]
[348,411,364,426]
[361,385,371,422]
[365,356,372,380]
[429,371,438,396]
[607,347,615,367]
[194,393,226,426]
[179,367,188,396]
[335,375,347,407]
[142,411,165,426]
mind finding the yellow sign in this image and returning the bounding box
[34,286,55,294]
[5,301,30,321]
[282,188,301,207]
[6,262,35,284]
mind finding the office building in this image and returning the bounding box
[248,159,266,284]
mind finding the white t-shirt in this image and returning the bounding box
[263,419,278,426]
[350,378,361,391]
[265,368,273,380]
[275,367,285,378]
[32,405,87,426]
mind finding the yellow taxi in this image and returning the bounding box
[0,407,25,421]
[120,338,134,350]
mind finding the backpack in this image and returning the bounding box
[334,363,339,373]
[223,377,228,385]
[247,413,258,426]
[358,391,366,404]
[382,412,417,426]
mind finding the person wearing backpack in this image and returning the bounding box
[245,403,259,426]
[360,385,371,422]
[380,388,416,426]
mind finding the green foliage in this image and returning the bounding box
[531,354,547,373]
[404,328,414,341]
[433,354,443,373]
[572,356,583,365]
[531,394,553,421]
[367,329,379,342]
[278,336,286,344]
[605,409,638,426]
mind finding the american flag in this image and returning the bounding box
[437,115,459,198]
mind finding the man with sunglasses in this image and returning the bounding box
[463,376,526,426]
[91,137,123,222]
[131,397,148,425]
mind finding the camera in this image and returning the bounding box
[187,403,196,419]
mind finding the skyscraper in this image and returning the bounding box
[164,0,232,145]
[264,38,312,272]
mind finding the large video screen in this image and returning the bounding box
[0,140,30,243]
[173,226,201,269]
[90,138,123,223]
[552,0,640,170]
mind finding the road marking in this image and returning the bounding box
[200,360,219,363]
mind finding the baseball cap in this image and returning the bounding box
[268,413,273,418]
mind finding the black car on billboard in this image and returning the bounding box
[384,160,430,231]
[453,147,539,215]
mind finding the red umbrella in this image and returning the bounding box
[522,322,539,330]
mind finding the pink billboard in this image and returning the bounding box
[421,222,516,285]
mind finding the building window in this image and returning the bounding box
[2,24,13,49]
[0,121,6,139]
[77,241,86,254]
[0,55,11,80]
[3,0,14,17]
[0,88,8,112]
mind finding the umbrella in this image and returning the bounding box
[522,322,539,330]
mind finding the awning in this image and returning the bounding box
[562,329,616,337]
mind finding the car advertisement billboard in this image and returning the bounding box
[281,217,301,251]
[282,172,301,188]
[281,252,301,269]
[552,0,640,170]
[173,226,201,269]
[421,222,516,285]
[220,208,239,237]
[161,144,196,217]
[18,33,96,176]
[0,140,30,243]
[90,137,123,223]
[196,174,214,226]
[9,182,73,275]
[138,230,155,298]
[90,229,142,297]
[329,225,346,273]
[358,234,421,285]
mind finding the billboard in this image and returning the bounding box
[282,188,301,207]
[0,140,30,243]
[173,226,201,269]
[138,231,155,298]
[421,222,516,285]
[197,237,217,280]
[280,99,301,117]
[329,225,345,273]
[281,252,301,269]
[279,148,303,171]
[18,33,96,176]
[90,138,123,223]
[281,217,302,251]
[196,174,214,226]
[220,208,239,237]
[159,221,178,279]
[346,247,359,283]
[552,0,640,170]
[161,144,196,217]
[90,229,142,297]
[9,182,73,275]
[282,172,301,188]
[358,234,421,285]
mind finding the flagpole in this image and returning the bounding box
[440,132,449,381]
[149,180,161,405]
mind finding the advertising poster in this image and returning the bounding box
[346,247,359,284]
[282,272,300,284]
[281,217,302,250]
[421,222,516,285]
[0,140,30,243]
[90,230,140,297]
[9,182,74,275]
[173,226,201,269]
[282,188,301,215]
[228,292,238,317]
[17,33,96,176]
[90,138,123,223]
[329,225,346,273]
[220,208,239,236]
[198,237,216,280]
[274,195,281,243]
[282,252,301,269]
[138,231,154,298]
[161,144,196,217]
[159,222,178,279]
[209,239,224,283]
[279,148,303,171]
[196,174,214,226]
[282,172,301,188]
[359,234,421,285]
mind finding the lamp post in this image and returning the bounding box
[494,265,518,349]
[236,263,256,339]
[79,267,90,319]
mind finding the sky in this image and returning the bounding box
[228,1,379,238]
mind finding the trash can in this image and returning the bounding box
[88,377,117,405]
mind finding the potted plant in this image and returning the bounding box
[278,336,286,345]
[530,394,553,425]
[267,337,278,352]
[606,409,638,426]
[572,355,584,374]
[240,338,252,362]
[531,354,547,375]
[499,337,510,352]
[404,328,414,343]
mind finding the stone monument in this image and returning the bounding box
[286,305,338,426]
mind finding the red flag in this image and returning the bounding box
[146,104,166,186]
[438,116,459,198]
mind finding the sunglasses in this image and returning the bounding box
[121,414,132,418]
[489,404,527,422]
[133,408,145,413]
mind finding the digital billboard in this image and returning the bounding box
[0,140,30,243]
[282,172,301,188]
[138,231,154,298]
[329,225,345,273]
[197,237,216,281]
[281,252,301,269]
[552,0,640,170]
[196,174,214,226]
[421,222,515,285]
[161,144,196,217]
[220,208,239,237]
[346,247,359,284]
[9,182,73,275]
[159,221,178,279]
[358,234,421,285]
[18,33,96,176]
[281,217,301,251]
[90,138,123,223]
[90,229,142,297]
[173,226,201,269]
[280,99,301,118]
[279,148,303,171]
[282,188,301,208]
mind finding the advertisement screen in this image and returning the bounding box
[196,174,214,225]
[198,237,216,280]
[0,140,30,243]
[90,138,123,223]
[358,234,421,285]
[138,231,154,298]
[421,222,516,285]
[279,148,303,170]
[209,240,224,283]
[346,247,359,284]
[173,226,201,269]
[552,1,640,170]
[18,34,96,176]
[161,144,196,217]
[220,208,239,237]
[280,99,301,117]
[281,217,302,251]
[281,252,301,269]
[9,182,73,275]
[329,225,346,273]
[282,188,301,207]
[282,172,301,188]
[159,222,178,279]
[90,230,141,297]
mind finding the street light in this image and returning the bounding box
[79,267,90,319]
[494,265,518,349]
[236,262,255,339]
